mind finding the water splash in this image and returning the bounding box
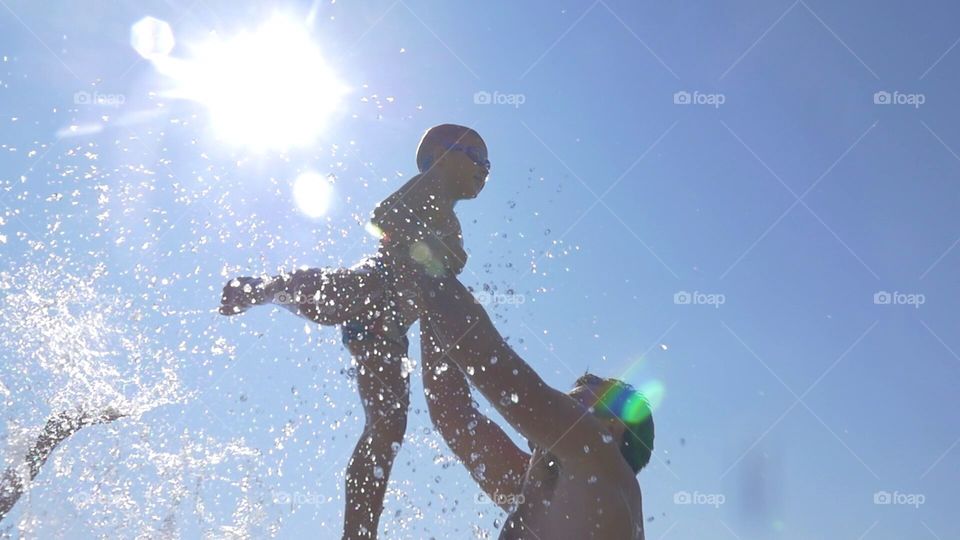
[0,253,185,418]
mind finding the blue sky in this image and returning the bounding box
[1,0,959,538]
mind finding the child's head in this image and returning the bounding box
[416,124,490,200]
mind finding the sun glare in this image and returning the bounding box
[143,16,348,151]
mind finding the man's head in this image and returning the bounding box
[416,124,490,200]
[569,373,655,474]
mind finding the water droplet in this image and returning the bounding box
[401,357,415,378]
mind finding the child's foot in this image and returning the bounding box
[218,276,266,316]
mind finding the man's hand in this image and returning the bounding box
[219,276,268,316]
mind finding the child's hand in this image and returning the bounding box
[219,276,266,316]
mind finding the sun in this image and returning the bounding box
[140,15,348,151]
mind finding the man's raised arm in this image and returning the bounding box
[418,276,621,472]
[421,322,528,510]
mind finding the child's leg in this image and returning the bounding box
[220,262,387,321]
[280,262,385,325]
[340,314,411,540]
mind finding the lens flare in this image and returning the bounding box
[365,221,384,240]
[292,172,334,218]
[603,346,668,416]
[589,351,664,423]
[131,16,175,60]
[410,241,447,277]
[595,380,656,423]
[637,380,665,410]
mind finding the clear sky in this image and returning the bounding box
[1,1,959,538]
